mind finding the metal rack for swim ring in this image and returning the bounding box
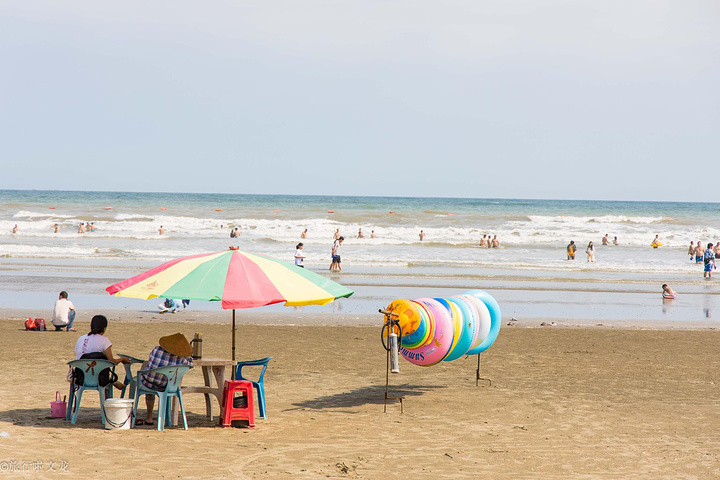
[379,309,404,413]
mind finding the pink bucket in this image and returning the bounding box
[50,391,66,418]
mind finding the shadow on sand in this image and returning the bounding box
[289,384,445,411]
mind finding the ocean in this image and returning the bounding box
[1,190,719,324]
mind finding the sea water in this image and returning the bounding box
[1,190,719,324]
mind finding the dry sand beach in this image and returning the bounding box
[1,312,719,479]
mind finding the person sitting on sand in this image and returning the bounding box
[662,284,676,298]
[159,298,178,313]
[567,241,577,260]
[135,333,194,426]
[51,291,77,332]
[74,315,130,391]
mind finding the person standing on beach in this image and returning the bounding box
[586,241,595,262]
[51,291,77,332]
[294,243,305,268]
[567,241,577,260]
[158,225,165,235]
[419,230,426,241]
[330,237,343,271]
[688,241,696,261]
[602,234,609,245]
[695,242,704,264]
[301,228,308,239]
[703,243,715,278]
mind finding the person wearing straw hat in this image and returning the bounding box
[135,333,193,426]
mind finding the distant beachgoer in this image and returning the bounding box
[11,224,18,234]
[714,242,720,259]
[419,230,426,241]
[491,235,499,248]
[159,298,178,313]
[333,229,341,240]
[613,236,619,245]
[89,222,95,232]
[586,241,595,262]
[695,242,704,264]
[567,241,577,260]
[371,230,377,239]
[662,284,677,299]
[688,241,696,261]
[78,223,85,234]
[53,223,59,234]
[602,234,609,245]
[294,243,305,268]
[301,229,308,239]
[480,235,487,247]
[652,235,661,248]
[358,228,365,239]
[158,225,165,235]
[230,227,239,238]
[703,243,715,278]
[51,291,77,332]
[330,237,343,271]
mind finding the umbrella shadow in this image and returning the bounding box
[289,384,445,411]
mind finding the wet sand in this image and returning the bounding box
[1,313,719,479]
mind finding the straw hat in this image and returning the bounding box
[159,333,193,357]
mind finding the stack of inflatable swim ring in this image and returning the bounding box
[382,290,501,367]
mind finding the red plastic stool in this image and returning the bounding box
[220,380,255,428]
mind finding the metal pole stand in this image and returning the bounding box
[475,353,491,387]
[379,309,404,413]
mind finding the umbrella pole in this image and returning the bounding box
[232,309,236,362]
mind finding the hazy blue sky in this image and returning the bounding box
[1,1,718,201]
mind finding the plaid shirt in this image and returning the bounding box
[141,346,193,391]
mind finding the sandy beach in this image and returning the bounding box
[1,312,719,479]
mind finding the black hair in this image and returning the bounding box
[296,243,303,248]
[662,284,668,288]
[89,315,108,336]
[339,236,344,241]
[59,291,68,299]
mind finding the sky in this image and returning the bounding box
[1,1,718,201]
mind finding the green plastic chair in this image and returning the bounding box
[117,354,145,399]
[66,359,117,425]
[133,365,191,431]
[234,357,272,419]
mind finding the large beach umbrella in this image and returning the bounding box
[106,248,354,360]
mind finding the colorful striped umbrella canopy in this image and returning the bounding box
[106,248,354,359]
